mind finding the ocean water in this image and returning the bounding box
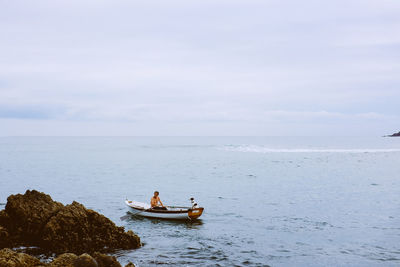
[0,136,400,267]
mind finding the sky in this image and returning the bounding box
[0,0,399,136]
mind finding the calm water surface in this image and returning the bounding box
[0,137,400,266]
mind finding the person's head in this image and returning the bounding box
[154,191,159,197]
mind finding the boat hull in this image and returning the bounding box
[125,200,203,220]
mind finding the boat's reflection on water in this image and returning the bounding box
[121,212,204,228]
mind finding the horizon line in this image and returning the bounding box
[0,135,393,138]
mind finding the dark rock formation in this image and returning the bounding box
[73,254,98,267]
[388,131,400,137]
[0,210,10,229]
[0,248,46,267]
[0,210,15,248]
[3,190,64,247]
[0,226,10,248]
[41,201,140,254]
[48,253,78,267]
[48,252,131,267]
[93,252,122,267]
[0,249,136,267]
[0,190,140,254]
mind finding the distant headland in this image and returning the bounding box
[386,131,400,137]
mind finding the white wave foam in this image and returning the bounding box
[222,145,400,153]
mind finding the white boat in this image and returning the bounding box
[125,199,204,220]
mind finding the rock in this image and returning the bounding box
[34,252,127,267]
[388,131,400,137]
[92,252,121,267]
[0,226,10,248]
[0,249,132,267]
[48,253,78,267]
[125,263,136,267]
[0,210,13,248]
[73,254,98,267]
[4,190,64,245]
[41,201,140,254]
[0,248,46,267]
[0,210,10,228]
[0,190,140,254]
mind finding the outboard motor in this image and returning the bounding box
[190,197,198,209]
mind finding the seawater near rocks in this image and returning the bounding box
[0,190,139,267]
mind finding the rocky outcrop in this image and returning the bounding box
[0,248,46,267]
[0,249,135,267]
[2,190,64,247]
[47,252,127,267]
[388,131,400,137]
[0,226,10,248]
[93,252,122,267]
[48,253,78,267]
[41,201,140,254]
[72,254,98,267]
[0,190,140,254]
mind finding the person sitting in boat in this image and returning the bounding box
[151,191,167,210]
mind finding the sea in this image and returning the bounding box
[0,136,399,267]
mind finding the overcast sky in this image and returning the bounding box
[0,0,399,136]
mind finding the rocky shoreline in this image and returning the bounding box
[0,190,140,267]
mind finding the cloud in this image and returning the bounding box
[0,104,63,119]
[0,0,399,135]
